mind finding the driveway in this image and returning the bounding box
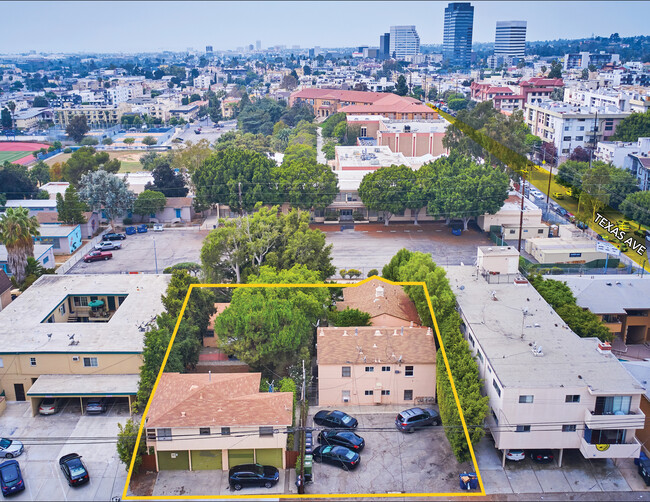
[152,470,288,497]
[306,408,472,496]
[68,229,208,274]
[0,401,128,501]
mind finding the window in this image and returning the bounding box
[405,366,414,377]
[83,357,98,367]
[381,390,390,396]
[30,357,36,366]
[605,126,613,131]
[365,366,374,373]
[562,424,577,432]
[578,126,585,131]
[59,304,65,315]
[157,428,172,441]
[342,366,351,377]
[221,427,230,436]
[492,379,501,397]
[564,125,571,131]
[562,148,570,154]
[199,427,210,435]
[404,390,413,400]
[563,136,572,141]
[259,426,274,436]
[382,366,390,372]
[575,136,583,141]
[468,334,475,347]
[595,395,631,415]
[491,408,499,425]
[477,351,484,363]
[360,126,367,137]
[538,229,545,234]
[565,395,580,403]
[146,429,156,440]
[509,229,516,234]
[515,425,531,433]
[0,358,3,368]
[364,390,374,396]
[519,395,534,404]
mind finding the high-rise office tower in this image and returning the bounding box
[389,26,420,60]
[205,46,213,54]
[443,2,474,67]
[494,21,526,58]
[256,40,261,51]
[379,32,390,59]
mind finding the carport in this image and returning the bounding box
[26,373,139,416]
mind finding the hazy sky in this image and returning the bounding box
[2,1,648,53]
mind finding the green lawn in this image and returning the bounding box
[0,151,30,163]
[119,161,145,173]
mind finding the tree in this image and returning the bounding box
[192,148,278,213]
[28,161,50,187]
[550,87,564,102]
[448,97,469,111]
[578,164,611,221]
[123,137,135,145]
[65,114,90,143]
[238,98,285,135]
[61,147,120,184]
[142,136,157,146]
[102,137,113,145]
[80,137,99,146]
[607,167,639,210]
[201,218,251,283]
[172,139,213,174]
[7,101,16,129]
[569,146,592,163]
[321,113,346,138]
[78,169,135,225]
[611,111,650,142]
[394,75,408,96]
[56,185,87,224]
[49,162,63,182]
[145,158,188,197]
[329,307,371,327]
[33,96,49,107]
[189,93,201,103]
[0,163,40,200]
[581,68,589,80]
[427,87,438,101]
[1,108,12,129]
[133,190,167,220]
[358,165,420,226]
[214,131,271,154]
[548,60,563,79]
[116,419,147,474]
[276,157,337,211]
[214,265,329,376]
[620,191,650,226]
[0,207,40,284]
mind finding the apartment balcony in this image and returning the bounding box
[584,408,645,430]
[580,435,641,459]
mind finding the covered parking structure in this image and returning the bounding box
[26,373,138,416]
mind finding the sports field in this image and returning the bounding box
[0,141,50,165]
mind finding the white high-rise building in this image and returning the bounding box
[389,25,420,61]
[494,21,526,58]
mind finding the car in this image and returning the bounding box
[533,192,545,200]
[228,463,279,491]
[102,232,126,241]
[552,192,564,200]
[95,241,122,251]
[38,397,60,415]
[137,224,148,233]
[194,127,202,134]
[575,220,588,230]
[0,439,23,459]
[83,250,112,263]
[0,460,25,497]
[313,410,358,429]
[505,449,525,461]
[566,212,576,222]
[617,220,631,231]
[125,226,136,235]
[530,449,554,464]
[153,223,163,232]
[59,453,89,487]
[317,430,365,452]
[312,445,360,470]
[555,207,568,217]
[565,188,573,197]
[395,407,441,433]
[85,398,108,414]
[638,457,650,486]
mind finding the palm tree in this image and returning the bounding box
[0,207,40,284]
[7,101,16,130]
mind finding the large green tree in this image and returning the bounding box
[620,191,650,227]
[238,97,286,135]
[578,164,611,221]
[611,110,650,142]
[61,147,121,185]
[78,169,135,225]
[276,157,337,211]
[28,161,50,187]
[133,190,167,220]
[56,185,87,224]
[0,163,40,200]
[394,75,408,96]
[65,114,90,143]
[0,207,40,284]
[358,165,419,226]
[145,158,188,197]
[116,418,146,474]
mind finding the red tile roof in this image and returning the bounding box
[291,88,387,103]
[337,278,421,324]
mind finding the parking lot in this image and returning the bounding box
[305,408,472,495]
[151,469,288,497]
[174,119,237,146]
[320,222,493,276]
[69,229,208,274]
[0,401,128,501]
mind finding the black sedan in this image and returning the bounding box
[59,453,89,486]
[317,430,365,452]
[102,232,126,241]
[530,449,554,464]
[313,410,358,429]
[312,445,360,470]
[229,463,279,491]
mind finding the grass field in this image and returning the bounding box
[44,150,147,173]
[0,151,30,163]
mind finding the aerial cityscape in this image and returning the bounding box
[1,1,650,500]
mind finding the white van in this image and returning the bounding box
[153,223,164,232]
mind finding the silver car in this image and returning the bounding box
[95,241,122,251]
[0,438,24,459]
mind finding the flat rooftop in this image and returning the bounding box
[0,244,52,263]
[0,274,170,354]
[36,224,79,237]
[561,275,650,315]
[381,120,448,134]
[26,374,139,397]
[445,265,644,394]
[335,145,410,169]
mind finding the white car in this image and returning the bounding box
[505,449,525,461]
[153,223,163,232]
[95,241,122,251]
[38,398,60,415]
[0,438,24,459]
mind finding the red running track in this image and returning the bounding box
[0,141,50,151]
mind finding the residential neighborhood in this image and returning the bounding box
[1,1,650,501]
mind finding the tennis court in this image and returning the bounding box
[0,141,50,165]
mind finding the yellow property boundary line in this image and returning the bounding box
[122,276,486,499]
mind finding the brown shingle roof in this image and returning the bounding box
[0,270,11,294]
[165,197,193,209]
[36,212,61,224]
[337,279,421,325]
[146,372,292,428]
[317,326,436,365]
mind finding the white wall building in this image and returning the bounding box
[595,137,650,168]
[494,21,526,58]
[389,26,420,61]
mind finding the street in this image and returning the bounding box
[172,119,237,146]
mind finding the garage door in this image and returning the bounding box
[191,449,222,470]
[228,449,255,468]
[157,450,189,471]
[255,448,283,469]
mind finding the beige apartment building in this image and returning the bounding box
[446,261,645,467]
[145,372,292,471]
[52,102,131,126]
[0,274,170,414]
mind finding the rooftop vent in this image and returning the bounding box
[342,330,349,336]
[374,330,383,336]
[597,341,612,354]
[375,285,385,298]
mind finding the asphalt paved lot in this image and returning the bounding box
[0,401,128,501]
[69,229,208,274]
[174,119,237,146]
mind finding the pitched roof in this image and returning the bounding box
[317,326,436,365]
[36,212,61,224]
[165,197,193,209]
[146,372,293,428]
[337,278,421,324]
[290,88,387,103]
[0,270,11,294]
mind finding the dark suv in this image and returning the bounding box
[103,232,126,241]
[229,463,279,491]
[395,407,441,433]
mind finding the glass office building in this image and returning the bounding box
[443,2,474,68]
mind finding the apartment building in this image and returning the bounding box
[389,25,420,61]
[446,262,645,467]
[623,154,650,191]
[0,244,55,276]
[562,276,650,345]
[0,274,170,413]
[564,52,620,71]
[52,102,131,126]
[595,137,650,168]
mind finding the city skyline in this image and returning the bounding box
[1,1,649,54]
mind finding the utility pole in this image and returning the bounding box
[298,358,306,494]
[153,237,158,274]
[589,111,598,170]
[518,173,526,253]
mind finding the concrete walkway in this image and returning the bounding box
[316,127,326,164]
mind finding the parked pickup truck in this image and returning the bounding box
[95,241,122,251]
[83,251,112,263]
